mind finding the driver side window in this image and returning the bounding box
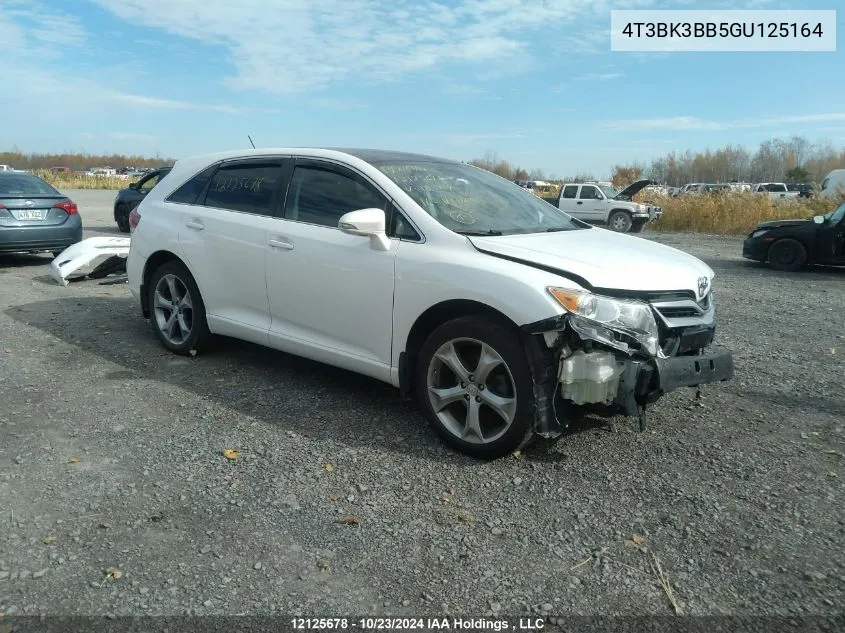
[284,164,388,228]
[140,173,160,190]
[579,185,600,200]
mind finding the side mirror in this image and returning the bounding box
[813,215,825,224]
[338,208,391,251]
[128,182,139,190]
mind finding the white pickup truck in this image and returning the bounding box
[555,179,662,233]
[751,182,801,201]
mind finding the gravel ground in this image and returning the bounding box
[0,191,843,621]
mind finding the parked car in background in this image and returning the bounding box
[742,200,845,271]
[0,165,14,172]
[786,183,815,199]
[751,182,800,201]
[678,183,705,195]
[0,172,82,257]
[127,147,732,459]
[556,180,662,233]
[820,169,845,200]
[114,167,172,232]
[702,184,732,194]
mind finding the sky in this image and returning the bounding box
[0,0,842,178]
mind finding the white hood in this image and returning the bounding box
[468,228,714,298]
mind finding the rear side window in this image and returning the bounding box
[202,161,283,215]
[167,165,217,205]
[562,185,578,199]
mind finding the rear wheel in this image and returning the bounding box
[608,210,633,232]
[116,204,130,233]
[147,261,211,354]
[415,315,535,460]
[767,238,807,272]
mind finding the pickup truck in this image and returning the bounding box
[555,179,662,233]
[751,182,801,201]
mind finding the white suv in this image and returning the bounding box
[127,148,733,459]
[556,180,662,233]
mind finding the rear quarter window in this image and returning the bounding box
[166,165,218,205]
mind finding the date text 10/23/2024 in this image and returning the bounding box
[291,617,546,631]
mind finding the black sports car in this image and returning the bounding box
[113,167,171,232]
[742,200,845,271]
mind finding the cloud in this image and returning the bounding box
[600,113,845,132]
[86,0,648,95]
[0,0,87,51]
[310,98,368,110]
[572,72,622,81]
[110,132,158,142]
[109,92,246,114]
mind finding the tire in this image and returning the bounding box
[608,210,633,232]
[767,238,807,272]
[116,204,130,233]
[414,315,535,460]
[147,260,211,355]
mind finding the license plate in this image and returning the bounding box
[17,209,43,220]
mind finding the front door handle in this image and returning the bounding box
[268,238,294,250]
[186,220,204,230]
[576,201,583,204]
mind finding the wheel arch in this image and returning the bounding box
[140,250,193,318]
[398,299,522,400]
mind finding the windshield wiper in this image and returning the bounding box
[453,229,503,236]
[545,227,572,232]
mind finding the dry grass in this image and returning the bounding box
[641,192,840,236]
[34,169,132,190]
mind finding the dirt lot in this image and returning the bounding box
[1,191,843,620]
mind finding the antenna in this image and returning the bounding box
[248,135,256,149]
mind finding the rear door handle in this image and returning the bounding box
[576,201,583,204]
[186,220,204,230]
[268,238,294,250]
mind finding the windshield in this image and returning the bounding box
[825,201,845,224]
[375,161,586,235]
[598,185,618,198]
[0,174,62,196]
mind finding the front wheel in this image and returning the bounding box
[608,211,633,232]
[147,261,211,354]
[415,315,536,459]
[767,238,807,272]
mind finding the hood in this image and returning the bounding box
[613,179,655,201]
[756,218,811,230]
[468,229,714,299]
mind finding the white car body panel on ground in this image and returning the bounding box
[50,236,130,286]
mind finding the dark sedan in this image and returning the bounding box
[113,167,171,232]
[742,200,845,271]
[0,172,82,257]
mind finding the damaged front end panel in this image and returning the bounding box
[522,290,734,436]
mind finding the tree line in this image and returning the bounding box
[468,136,845,188]
[0,147,175,170]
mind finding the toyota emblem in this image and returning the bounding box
[698,276,709,297]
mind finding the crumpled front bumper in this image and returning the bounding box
[522,315,734,436]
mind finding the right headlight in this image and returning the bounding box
[750,229,768,239]
[547,287,660,357]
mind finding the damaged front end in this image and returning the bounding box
[522,286,734,437]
